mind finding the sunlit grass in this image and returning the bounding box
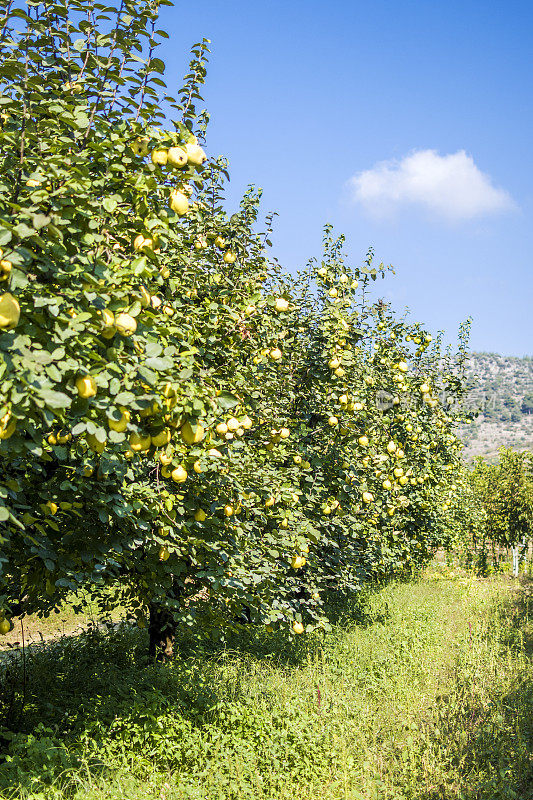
[1,571,531,800]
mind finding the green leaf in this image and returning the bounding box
[145,343,163,357]
[32,214,51,230]
[38,389,71,409]
[115,391,136,405]
[102,198,118,213]
[138,366,157,385]
[217,391,240,409]
[145,356,173,371]
[0,229,12,246]
[14,222,35,239]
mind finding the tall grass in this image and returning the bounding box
[1,570,531,799]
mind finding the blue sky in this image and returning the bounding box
[156,0,532,356]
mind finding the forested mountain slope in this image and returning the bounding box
[459,352,533,460]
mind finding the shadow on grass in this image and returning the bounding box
[505,575,533,657]
[421,681,533,800]
[0,584,393,796]
[419,578,533,800]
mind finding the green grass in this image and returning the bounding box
[1,570,532,800]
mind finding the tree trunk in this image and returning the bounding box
[148,604,176,661]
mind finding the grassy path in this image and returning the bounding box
[1,570,532,799]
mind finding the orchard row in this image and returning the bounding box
[0,0,469,652]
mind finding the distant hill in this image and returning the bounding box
[459,352,533,460]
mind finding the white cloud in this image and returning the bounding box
[348,149,516,221]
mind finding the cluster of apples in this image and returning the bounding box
[316,265,359,300]
[131,134,240,272]
[131,133,206,225]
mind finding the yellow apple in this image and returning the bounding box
[151,148,168,166]
[133,234,154,251]
[139,286,151,307]
[0,292,20,328]
[115,313,137,336]
[185,142,207,166]
[86,433,105,454]
[131,136,150,156]
[129,432,151,451]
[292,621,304,634]
[152,429,171,447]
[291,555,306,569]
[169,189,189,215]
[167,146,187,168]
[0,412,16,440]
[76,375,97,398]
[171,465,187,483]
[181,421,204,445]
[108,409,130,432]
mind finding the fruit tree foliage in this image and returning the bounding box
[0,0,471,640]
